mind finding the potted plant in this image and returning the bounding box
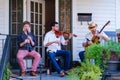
[103,41,120,72]
[105,41,120,60]
[85,41,120,79]
[85,41,120,71]
[67,43,109,80]
[67,41,120,80]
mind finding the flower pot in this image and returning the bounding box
[106,50,120,71]
[110,50,119,61]
[106,61,120,71]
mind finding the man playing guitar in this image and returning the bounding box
[79,22,110,62]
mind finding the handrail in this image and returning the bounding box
[0,35,11,80]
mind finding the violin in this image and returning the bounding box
[91,20,110,44]
[55,30,77,37]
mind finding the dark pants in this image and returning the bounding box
[79,51,85,62]
[48,50,71,73]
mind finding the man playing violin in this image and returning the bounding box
[79,22,110,62]
[43,21,74,77]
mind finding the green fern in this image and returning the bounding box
[67,60,102,80]
[3,63,12,80]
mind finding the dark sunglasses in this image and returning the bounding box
[89,26,95,29]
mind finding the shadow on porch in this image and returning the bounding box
[10,71,67,80]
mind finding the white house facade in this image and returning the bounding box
[72,0,120,61]
[0,0,120,63]
[0,0,9,59]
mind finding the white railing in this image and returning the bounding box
[101,31,117,45]
[0,39,5,61]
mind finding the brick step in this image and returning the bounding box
[105,70,120,75]
[104,70,120,80]
[10,75,40,80]
[105,77,120,80]
[10,72,66,80]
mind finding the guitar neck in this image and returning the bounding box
[99,20,110,33]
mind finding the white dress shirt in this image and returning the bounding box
[43,30,66,52]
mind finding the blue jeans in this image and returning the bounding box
[48,50,71,73]
[79,51,85,62]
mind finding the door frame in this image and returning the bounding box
[23,0,45,63]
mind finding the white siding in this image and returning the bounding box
[116,0,120,29]
[0,0,9,59]
[72,0,120,61]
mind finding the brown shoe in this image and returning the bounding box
[64,71,69,75]
[30,71,37,76]
[59,71,65,77]
[21,72,26,76]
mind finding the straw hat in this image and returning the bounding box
[88,22,98,30]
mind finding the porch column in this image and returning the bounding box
[23,0,27,21]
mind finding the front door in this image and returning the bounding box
[10,0,45,69]
[26,0,45,63]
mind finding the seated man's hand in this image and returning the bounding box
[54,40,61,45]
[96,34,103,38]
[27,36,32,41]
[88,41,93,45]
[24,39,30,44]
[82,41,92,47]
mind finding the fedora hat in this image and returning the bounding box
[88,22,98,30]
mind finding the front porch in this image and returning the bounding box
[0,34,67,80]
[9,72,120,80]
[1,31,120,80]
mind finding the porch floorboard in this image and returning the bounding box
[10,72,67,80]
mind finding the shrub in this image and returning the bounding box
[67,60,102,80]
[3,63,12,80]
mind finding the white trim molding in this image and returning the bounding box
[55,0,59,22]
[116,0,120,30]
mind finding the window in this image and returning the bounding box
[10,0,23,34]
